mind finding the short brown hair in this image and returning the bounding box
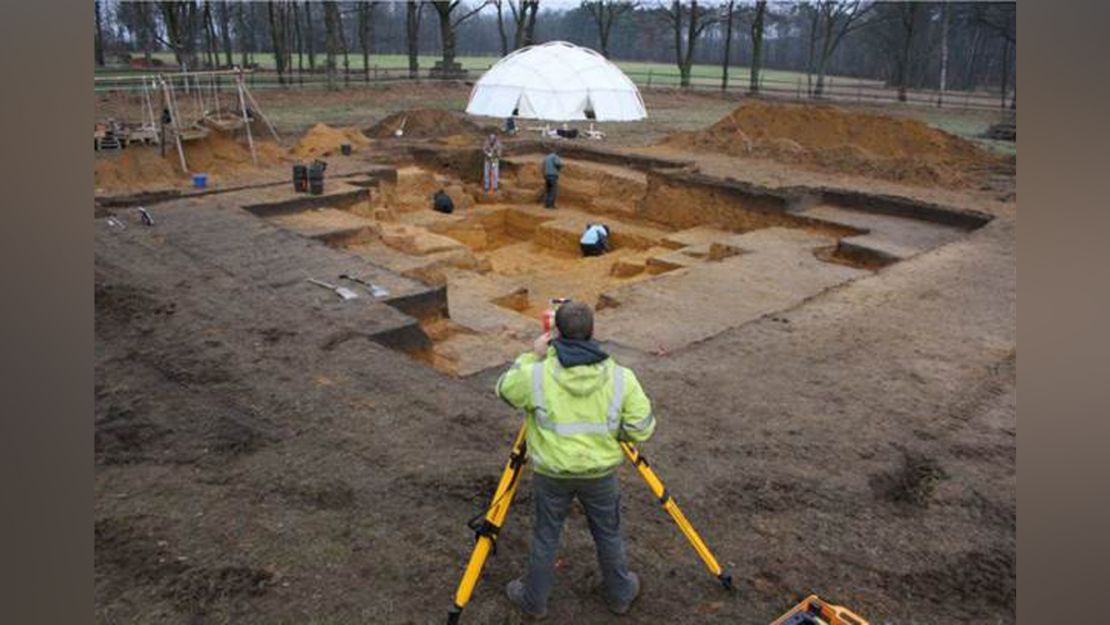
[555,301,593,340]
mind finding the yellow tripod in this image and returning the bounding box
[446,424,731,623]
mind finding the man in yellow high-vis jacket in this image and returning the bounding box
[495,301,655,618]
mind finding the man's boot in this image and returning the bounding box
[606,572,641,615]
[506,578,548,620]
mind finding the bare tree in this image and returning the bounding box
[937,0,949,106]
[508,0,539,50]
[95,1,106,67]
[659,0,719,88]
[359,2,375,82]
[720,0,735,91]
[294,1,305,82]
[894,2,921,102]
[218,1,233,67]
[236,2,252,68]
[494,0,509,56]
[158,2,200,69]
[974,2,1015,108]
[581,1,638,58]
[323,1,341,89]
[406,1,423,78]
[203,1,218,68]
[269,1,290,85]
[812,1,874,98]
[749,0,767,94]
[431,1,490,72]
[340,5,351,87]
[305,2,317,71]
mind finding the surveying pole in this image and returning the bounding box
[447,423,529,625]
[621,441,733,590]
[446,424,731,623]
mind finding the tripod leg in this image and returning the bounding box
[620,442,733,590]
[447,423,529,624]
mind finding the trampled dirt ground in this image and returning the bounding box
[95,84,1016,624]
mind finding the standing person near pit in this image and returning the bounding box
[495,301,655,618]
[483,133,503,194]
[542,150,563,209]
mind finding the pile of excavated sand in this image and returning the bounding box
[291,123,372,158]
[665,101,1001,188]
[94,131,286,192]
[366,108,482,140]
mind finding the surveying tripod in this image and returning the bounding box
[446,422,732,624]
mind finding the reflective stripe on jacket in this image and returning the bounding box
[495,347,655,478]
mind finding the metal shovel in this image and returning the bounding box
[307,278,359,301]
[339,273,389,298]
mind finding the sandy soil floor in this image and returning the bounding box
[95,83,1016,624]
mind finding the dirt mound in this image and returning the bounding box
[94,131,286,192]
[366,108,481,140]
[292,123,371,158]
[665,101,1000,188]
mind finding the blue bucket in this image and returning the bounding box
[192,173,208,189]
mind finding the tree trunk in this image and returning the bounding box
[937,1,948,106]
[340,8,350,87]
[238,3,249,68]
[598,8,612,58]
[204,1,217,68]
[721,1,734,92]
[805,9,818,96]
[496,1,509,56]
[305,2,316,71]
[749,0,766,94]
[523,1,539,47]
[897,5,918,103]
[360,2,372,83]
[672,1,685,87]
[219,1,233,67]
[435,4,457,68]
[406,1,421,79]
[295,1,305,83]
[95,1,105,67]
[269,1,286,85]
[999,34,1008,108]
[324,1,340,90]
[137,2,154,67]
[682,0,700,89]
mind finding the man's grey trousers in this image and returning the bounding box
[520,472,638,612]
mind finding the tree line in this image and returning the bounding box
[96,1,1016,105]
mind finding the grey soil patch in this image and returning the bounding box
[871,452,948,508]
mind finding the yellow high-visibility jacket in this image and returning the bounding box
[495,347,655,478]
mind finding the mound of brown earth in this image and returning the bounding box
[292,123,372,158]
[94,130,286,192]
[665,101,1001,188]
[366,108,481,140]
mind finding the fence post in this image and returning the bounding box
[857,81,861,104]
[647,69,652,89]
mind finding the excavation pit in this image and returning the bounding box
[247,153,988,376]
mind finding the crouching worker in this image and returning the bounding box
[432,188,454,214]
[495,301,655,618]
[580,223,610,257]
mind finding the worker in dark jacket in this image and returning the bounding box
[433,189,454,214]
[542,151,563,209]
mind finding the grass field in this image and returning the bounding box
[96,52,876,90]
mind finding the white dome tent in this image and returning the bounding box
[465,41,647,122]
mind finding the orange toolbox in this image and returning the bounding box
[769,594,869,625]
